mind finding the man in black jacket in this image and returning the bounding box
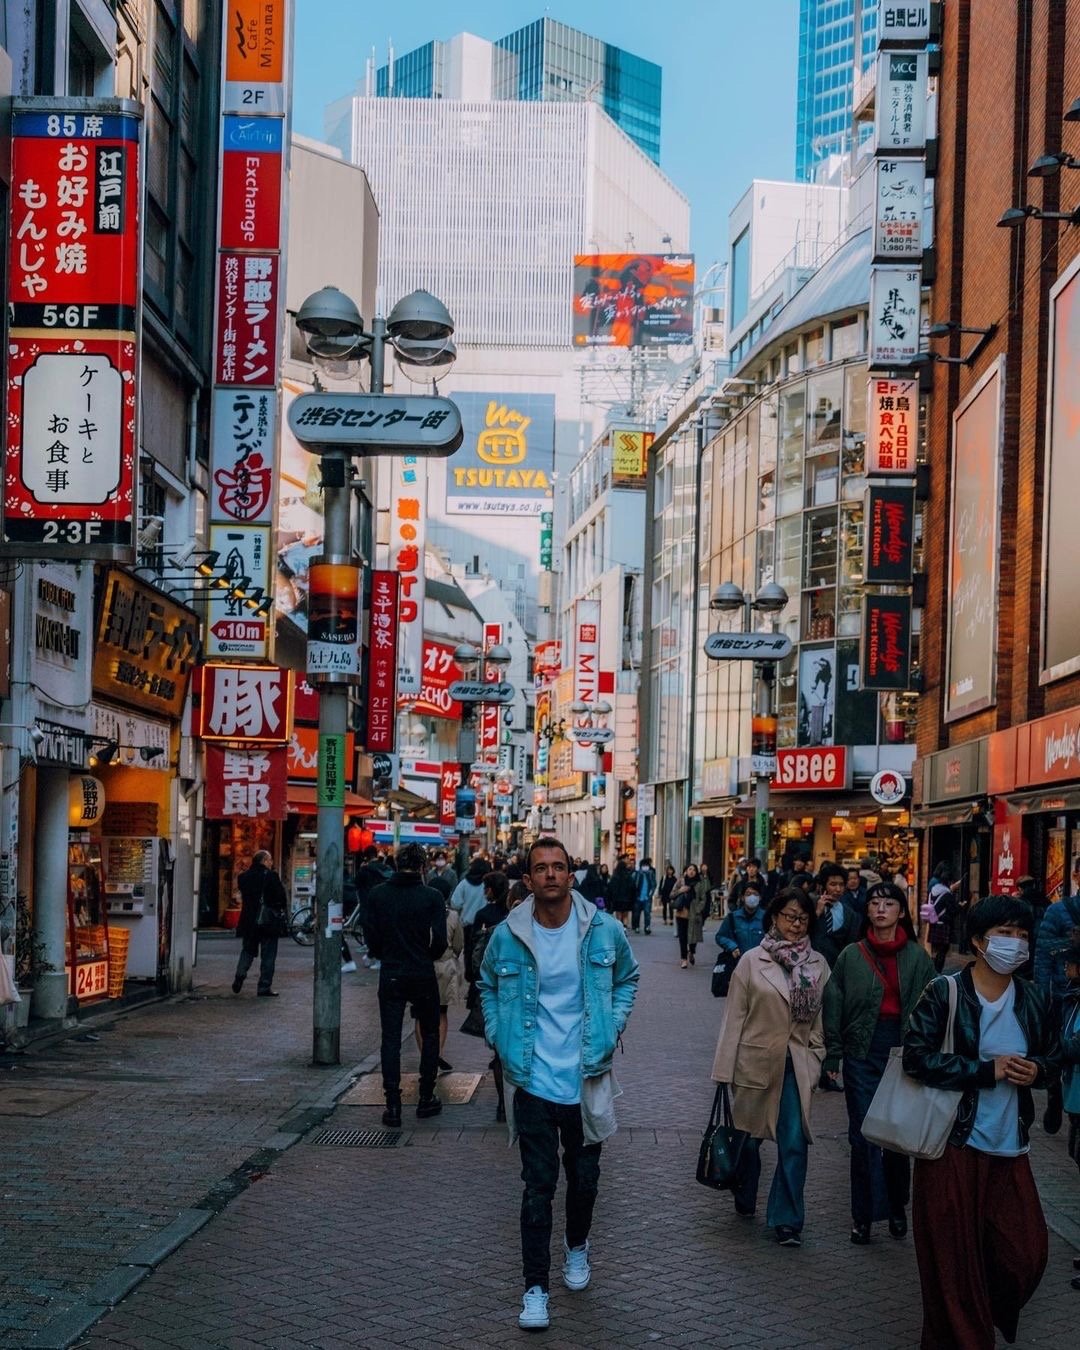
[232,850,288,997]
[366,843,449,1126]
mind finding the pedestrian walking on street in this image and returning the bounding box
[231,850,287,997]
[607,855,636,930]
[712,886,829,1246]
[631,857,655,934]
[414,896,463,1073]
[658,863,678,925]
[478,838,639,1331]
[922,862,961,974]
[472,871,514,1122]
[715,883,766,965]
[365,843,449,1128]
[903,895,1058,1348]
[673,864,708,967]
[578,861,606,907]
[451,854,490,1003]
[1055,936,1080,1289]
[822,882,935,1245]
[1033,868,1080,1135]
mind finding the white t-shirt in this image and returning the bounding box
[527,915,584,1105]
[969,981,1028,1157]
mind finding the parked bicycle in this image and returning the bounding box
[290,896,366,948]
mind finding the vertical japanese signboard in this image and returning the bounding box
[390,457,426,696]
[874,51,928,152]
[864,486,916,583]
[869,267,922,366]
[479,623,504,765]
[3,100,142,559]
[878,3,932,44]
[572,599,601,773]
[866,377,919,473]
[205,745,287,819]
[365,570,398,753]
[873,159,925,261]
[862,594,913,691]
[208,0,291,659]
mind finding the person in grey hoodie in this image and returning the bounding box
[452,855,491,1003]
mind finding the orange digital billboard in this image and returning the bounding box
[573,254,694,348]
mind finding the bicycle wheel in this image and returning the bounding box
[291,907,315,946]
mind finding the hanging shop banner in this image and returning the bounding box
[1041,257,1080,681]
[306,562,361,685]
[390,457,426,696]
[610,428,654,482]
[206,523,272,659]
[444,392,555,516]
[480,622,504,764]
[866,376,918,473]
[874,50,928,152]
[534,639,562,687]
[946,358,1003,721]
[219,115,283,251]
[287,725,355,783]
[210,388,277,524]
[539,511,554,569]
[879,3,932,44]
[873,158,925,261]
[93,569,201,718]
[7,102,141,332]
[317,733,347,808]
[214,252,280,387]
[365,570,399,753]
[572,254,695,348]
[414,641,464,720]
[869,266,922,366]
[797,644,837,747]
[439,763,459,831]
[862,593,913,691]
[572,600,601,773]
[205,744,287,819]
[864,485,916,583]
[195,664,292,742]
[223,0,289,113]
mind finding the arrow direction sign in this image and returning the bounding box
[288,393,463,455]
[703,631,793,662]
[448,679,516,704]
[574,727,615,745]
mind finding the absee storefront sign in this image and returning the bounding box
[772,747,850,792]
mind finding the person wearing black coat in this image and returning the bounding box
[232,850,288,997]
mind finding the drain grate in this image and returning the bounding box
[311,1128,403,1148]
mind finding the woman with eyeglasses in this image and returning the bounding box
[711,887,829,1246]
[823,881,935,1245]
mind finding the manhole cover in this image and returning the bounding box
[311,1128,403,1148]
[0,1087,93,1116]
[340,1072,482,1106]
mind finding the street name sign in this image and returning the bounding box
[574,727,615,745]
[288,394,463,455]
[448,679,515,704]
[703,632,793,661]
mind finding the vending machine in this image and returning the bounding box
[103,837,160,979]
[67,833,109,1002]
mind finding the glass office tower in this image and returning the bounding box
[795,0,877,181]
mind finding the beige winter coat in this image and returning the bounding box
[711,945,829,1142]
[434,908,465,1007]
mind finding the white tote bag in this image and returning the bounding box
[860,974,961,1161]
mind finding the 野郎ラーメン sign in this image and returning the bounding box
[572,254,695,348]
[445,392,555,516]
[214,252,279,386]
[862,593,913,691]
[365,570,398,753]
[866,377,918,473]
[204,745,287,819]
[93,569,201,718]
[195,664,292,743]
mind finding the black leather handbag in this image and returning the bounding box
[696,1084,748,1191]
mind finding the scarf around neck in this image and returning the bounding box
[759,931,824,1023]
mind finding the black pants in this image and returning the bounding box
[675,915,695,960]
[515,1088,602,1291]
[378,972,440,1101]
[234,933,278,993]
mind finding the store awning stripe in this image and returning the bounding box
[910,801,977,828]
[285,785,375,814]
[1004,786,1080,815]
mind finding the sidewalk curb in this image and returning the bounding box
[27,1048,382,1348]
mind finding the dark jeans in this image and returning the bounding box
[631,897,651,932]
[843,1017,910,1225]
[234,933,278,993]
[515,1087,602,1291]
[675,915,695,959]
[732,1055,809,1231]
[378,971,440,1101]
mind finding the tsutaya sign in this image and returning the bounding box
[772,747,851,792]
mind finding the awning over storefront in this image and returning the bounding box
[689,796,746,818]
[286,786,375,814]
[910,800,979,828]
[767,792,882,818]
[1004,786,1080,815]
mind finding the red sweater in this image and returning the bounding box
[865,929,907,1017]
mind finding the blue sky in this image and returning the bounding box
[292,1,799,269]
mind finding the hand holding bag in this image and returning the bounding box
[711,954,735,998]
[696,1083,748,1190]
[861,974,962,1161]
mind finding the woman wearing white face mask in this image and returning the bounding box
[903,895,1060,1349]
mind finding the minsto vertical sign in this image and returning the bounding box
[207,1,292,659]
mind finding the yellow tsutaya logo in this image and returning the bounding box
[476,402,530,465]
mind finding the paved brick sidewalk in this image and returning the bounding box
[0,938,384,1346]
[74,922,1080,1349]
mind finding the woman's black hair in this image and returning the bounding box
[764,886,817,936]
[860,881,917,941]
[483,871,509,906]
[965,894,1035,944]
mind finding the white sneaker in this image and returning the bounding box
[562,1237,591,1291]
[518,1286,550,1330]
[367,960,381,971]
[340,961,357,973]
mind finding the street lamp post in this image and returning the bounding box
[292,284,458,1067]
[706,582,790,865]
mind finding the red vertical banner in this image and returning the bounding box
[366,570,399,752]
[204,745,287,819]
[439,763,459,831]
[480,621,503,763]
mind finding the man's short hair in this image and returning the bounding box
[525,838,572,872]
[253,850,272,866]
[362,845,379,861]
[846,867,861,879]
[747,858,761,869]
[818,862,847,887]
[396,843,428,874]
[966,895,1035,943]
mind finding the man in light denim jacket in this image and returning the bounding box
[479,838,638,1332]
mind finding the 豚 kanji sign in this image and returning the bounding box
[287,394,463,455]
[703,632,793,661]
[196,664,292,742]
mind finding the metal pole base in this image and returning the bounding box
[312,1026,341,1066]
